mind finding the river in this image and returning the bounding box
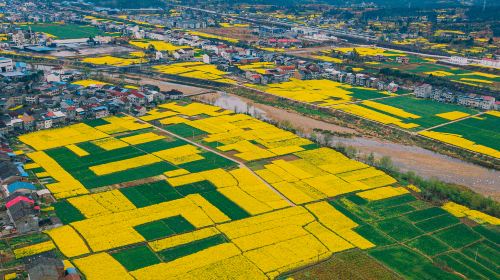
[194,92,500,200]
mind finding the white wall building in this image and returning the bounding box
[0,57,14,73]
[449,56,468,65]
[414,84,432,98]
[478,58,500,69]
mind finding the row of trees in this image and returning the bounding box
[229,86,500,217]
[371,155,500,218]
[328,140,500,218]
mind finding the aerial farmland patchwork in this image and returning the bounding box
[3,101,497,279]
[0,1,499,279]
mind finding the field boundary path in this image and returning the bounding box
[342,93,413,105]
[418,111,487,133]
[123,113,297,207]
[107,71,498,164]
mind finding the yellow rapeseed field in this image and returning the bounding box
[149,227,220,252]
[237,61,277,74]
[459,78,493,84]
[311,55,343,63]
[153,145,204,165]
[442,202,499,225]
[19,123,108,151]
[68,190,136,218]
[27,151,89,199]
[16,101,427,279]
[13,241,55,259]
[119,132,165,145]
[356,186,409,201]
[94,115,151,134]
[158,102,232,116]
[91,137,129,151]
[220,22,250,28]
[82,55,146,66]
[71,196,225,252]
[336,104,420,129]
[35,172,50,178]
[419,131,499,158]
[188,31,239,43]
[459,72,499,79]
[129,39,188,52]
[74,253,134,280]
[334,47,405,57]
[435,111,470,120]
[167,167,288,215]
[253,148,395,204]
[306,201,374,249]
[486,110,500,117]
[407,184,421,192]
[164,168,190,177]
[246,78,358,106]
[46,225,90,258]
[362,100,420,119]
[65,144,89,157]
[424,70,454,77]
[72,79,109,87]
[139,109,177,121]
[153,62,236,84]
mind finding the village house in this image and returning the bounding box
[24,252,66,280]
[5,193,40,233]
[457,94,496,110]
[172,47,195,60]
[430,88,458,103]
[414,83,433,98]
[0,158,21,185]
[90,106,109,119]
[395,56,410,64]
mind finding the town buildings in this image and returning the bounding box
[414,84,496,110]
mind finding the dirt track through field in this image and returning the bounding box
[123,113,297,207]
[195,92,500,200]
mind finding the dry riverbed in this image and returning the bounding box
[195,92,500,200]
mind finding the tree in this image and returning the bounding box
[310,131,319,147]
[87,36,96,46]
[146,44,157,59]
[351,48,360,60]
[367,152,375,165]
[344,146,357,158]
[377,156,395,172]
[323,133,333,147]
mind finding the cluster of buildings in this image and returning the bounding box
[0,63,185,136]
[414,83,497,110]
[0,150,56,236]
[328,69,399,92]
[446,56,500,69]
[0,57,31,78]
[197,40,401,91]
[0,81,84,280]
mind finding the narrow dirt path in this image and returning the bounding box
[418,112,487,132]
[123,113,297,207]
